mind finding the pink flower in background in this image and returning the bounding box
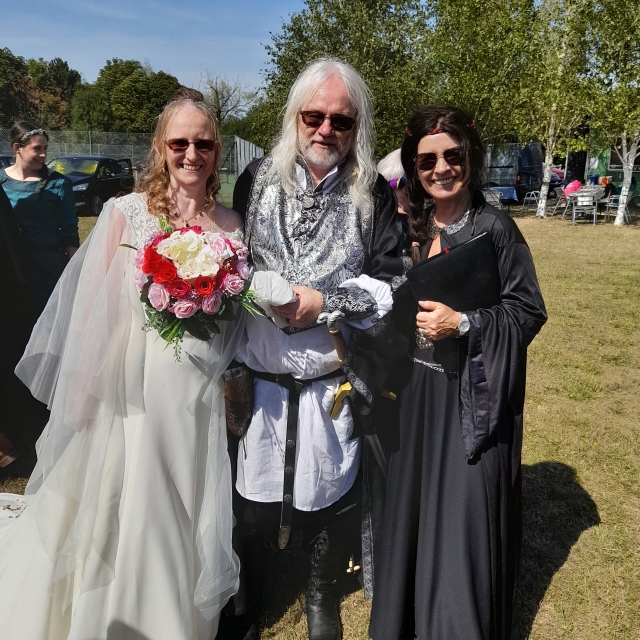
[202,291,223,315]
[223,273,244,295]
[236,260,251,279]
[148,283,170,311]
[170,299,198,318]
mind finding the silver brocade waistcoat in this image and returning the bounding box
[245,155,373,296]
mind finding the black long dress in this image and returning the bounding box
[369,204,547,640]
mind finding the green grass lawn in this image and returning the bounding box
[3,207,639,639]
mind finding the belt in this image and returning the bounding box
[250,368,343,548]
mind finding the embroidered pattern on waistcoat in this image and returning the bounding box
[246,156,374,298]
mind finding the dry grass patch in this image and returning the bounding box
[2,212,639,639]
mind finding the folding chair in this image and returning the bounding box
[604,195,632,224]
[521,191,540,211]
[552,188,570,217]
[572,193,598,225]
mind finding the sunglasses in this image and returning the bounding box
[299,111,357,132]
[415,147,465,172]
[165,138,217,153]
[389,175,407,190]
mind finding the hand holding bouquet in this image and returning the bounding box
[128,221,256,360]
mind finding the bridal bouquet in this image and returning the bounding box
[130,221,256,360]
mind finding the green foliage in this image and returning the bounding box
[0,48,82,129]
[69,84,111,131]
[110,69,179,132]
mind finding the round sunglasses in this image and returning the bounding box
[165,138,217,153]
[415,147,465,172]
[299,110,357,132]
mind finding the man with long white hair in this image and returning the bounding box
[230,58,402,640]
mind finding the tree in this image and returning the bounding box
[508,0,593,217]
[587,0,640,225]
[423,0,536,144]
[0,48,36,127]
[201,73,257,126]
[69,84,111,131]
[110,69,179,132]
[251,0,429,154]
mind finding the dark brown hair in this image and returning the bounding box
[10,121,49,148]
[401,106,486,263]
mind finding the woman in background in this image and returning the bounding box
[0,122,78,312]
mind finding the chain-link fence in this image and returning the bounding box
[0,131,263,177]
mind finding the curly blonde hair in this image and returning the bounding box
[138,89,221,217]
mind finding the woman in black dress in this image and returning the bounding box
[369,106,547,640]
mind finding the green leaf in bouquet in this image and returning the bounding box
[215,301,236,322]
[118,243,138,250]
[182,316,214,341]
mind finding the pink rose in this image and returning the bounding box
[236,260,251,280]
[223,273,245,295]
[135,269,149,291]
[170,299,198,318]
[134,248,146,268]
[202,291,223,315]
[148,283,170,311]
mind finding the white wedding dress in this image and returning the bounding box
[0,193,244,640]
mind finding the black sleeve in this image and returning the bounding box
[232,158,262,219]
[370,174,404,281]
[459,214,547,459]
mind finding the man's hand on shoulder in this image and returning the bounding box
[271,285,323,328]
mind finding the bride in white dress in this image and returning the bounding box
[0,89,246,639]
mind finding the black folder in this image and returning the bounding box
[405,231,502,311]
[402,232,502,374]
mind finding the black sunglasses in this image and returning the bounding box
[165,138,217,153]
[415,147,465,172]
[299,110,357,132]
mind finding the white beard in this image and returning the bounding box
[300,139,343,169]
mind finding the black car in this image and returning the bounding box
[47,155,134,215]
[0,155,14,169]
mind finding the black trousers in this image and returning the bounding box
[234,472,362,619]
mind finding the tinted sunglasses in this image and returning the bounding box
[165,138,217,153]
[415,147,465,171]
[389,175,407,190]
[299,110,357,132]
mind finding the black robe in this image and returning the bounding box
[369,204,547,640]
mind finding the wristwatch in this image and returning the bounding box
[457,313,470,337]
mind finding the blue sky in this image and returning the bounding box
[0,0,305,89]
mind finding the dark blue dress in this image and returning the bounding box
[0,168,78,310]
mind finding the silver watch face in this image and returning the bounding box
[458,315,470,334]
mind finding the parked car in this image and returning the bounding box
[0,155,14,169]
[47,155,134,215]
[485,143,544,200]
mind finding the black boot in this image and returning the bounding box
[306,530,343,640]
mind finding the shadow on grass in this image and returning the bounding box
[519,461,600,638]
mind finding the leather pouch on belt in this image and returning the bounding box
[221,365,253,437]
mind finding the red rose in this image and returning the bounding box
[166,279,191,298]
[142,246,164,274]
[151,233,169,247]
[194,276,215,297]
[223,259,238,275]
[152,259,178,284]
[214,268,228,290]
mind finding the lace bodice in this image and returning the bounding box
[114,192,161,248]
[113,192,244,248]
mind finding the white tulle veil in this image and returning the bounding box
[15,196,245,619]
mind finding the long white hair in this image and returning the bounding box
[268,58,377,214]
[377,148,404,181]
